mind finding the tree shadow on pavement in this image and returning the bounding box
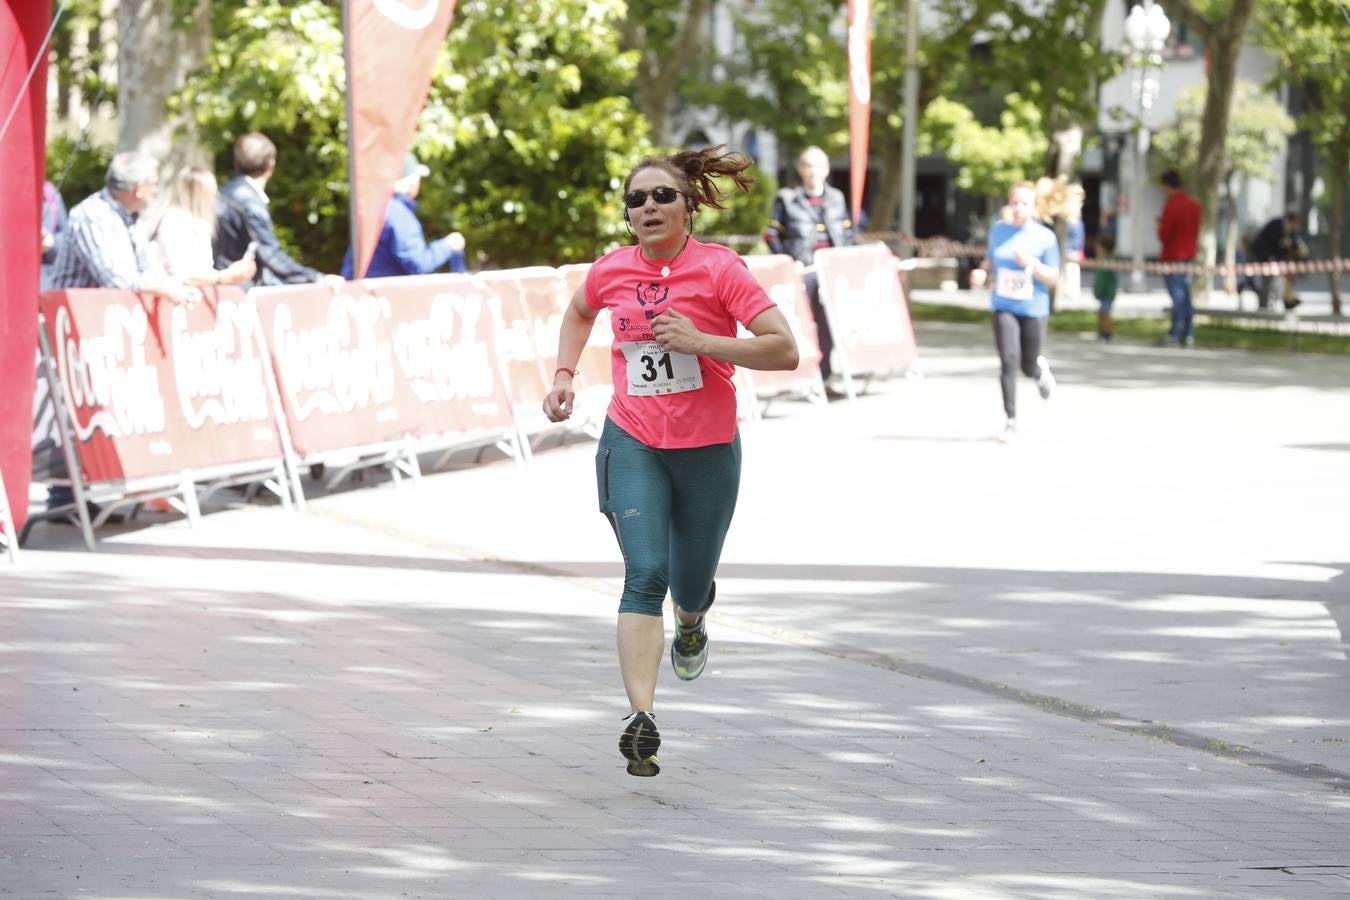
[1,561,1346,898]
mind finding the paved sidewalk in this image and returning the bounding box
[3,321,1348,898]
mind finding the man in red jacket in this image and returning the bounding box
[1157,169,1202,346]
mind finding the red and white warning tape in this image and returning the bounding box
[716,230,1348,278]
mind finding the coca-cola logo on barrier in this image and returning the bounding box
[55,303,167,442]
[393,292,496,407]
[494,304,536,364]
[271,293,397,421]
[170,299,271,431]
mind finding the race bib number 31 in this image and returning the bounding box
[620,341,703,396]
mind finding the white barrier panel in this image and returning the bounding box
[814,243,919,394]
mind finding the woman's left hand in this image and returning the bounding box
[651,308,705,355]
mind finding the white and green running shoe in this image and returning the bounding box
[670,613,709,681]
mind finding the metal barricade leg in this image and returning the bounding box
[37,315,96,551]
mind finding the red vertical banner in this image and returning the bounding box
[0,0,51,530]
[847,0,871,226]
[343,0,457,279]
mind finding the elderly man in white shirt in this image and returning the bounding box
[38,151,199,517]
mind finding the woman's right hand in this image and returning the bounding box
[543,378,574,422]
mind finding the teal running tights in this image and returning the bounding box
[595,418,741,617]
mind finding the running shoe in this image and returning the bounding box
[619,711,660,777]
[670,612,709,681]
[1036,356,1056,399]
[997,419,1017,444]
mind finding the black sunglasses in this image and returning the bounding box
[624,186,684,209]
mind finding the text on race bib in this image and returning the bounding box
[996,266,1035,301]
[620,341,703,396]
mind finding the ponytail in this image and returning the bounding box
[625,145,756,212]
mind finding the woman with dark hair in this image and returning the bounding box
[543,146,799,777]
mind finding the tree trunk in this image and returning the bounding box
[1223,170,1238,297]
[1328,145,1346,316]
[622,2,712,147]
[1185,0,1258,308]
[116,0,211,173]
[871,135,902,235]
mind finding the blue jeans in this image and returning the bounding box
[596,418,741,617]
[1165,273,1193,342]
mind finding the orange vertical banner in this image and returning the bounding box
[343,0,458,280]
[847,0,871,226]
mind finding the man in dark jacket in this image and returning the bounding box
[213,132,341,288]
[765,146,856,386]
[1249,209,1308,310]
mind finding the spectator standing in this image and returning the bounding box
[764,146,855,394]
[971,181,1059,443]
[38,151,201,514]
[1248,209,1308,310]
[40,180,66,291]
[213,132,343,288]
[153,166,256,286]
[1093,234,1120,342]
[1157,169,1202,346]
[340,153,467,278]
[543,147,798,777]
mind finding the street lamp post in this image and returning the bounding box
[1123,1,1170,293]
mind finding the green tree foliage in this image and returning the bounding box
[867,0,1012,230]
[179,0,649,271]
[1256,0,1349,314]
[686,0,1114,232]
[179,2,350,270]
[619,2,713,146]
[1157,0,1260,302]
[969,0,1118,176]
[682,0,849,161]
[1151,81,1293,185]
[1152,80,1294,292]
[420,0,649,267]
[921,95,1048,203]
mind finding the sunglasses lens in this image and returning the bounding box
[623,187,682,209]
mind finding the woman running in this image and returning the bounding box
[974,180,1060,442]
[543,147,799,776]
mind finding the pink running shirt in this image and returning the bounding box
[585,238,775,448]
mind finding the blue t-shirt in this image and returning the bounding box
[988,219,1060,318]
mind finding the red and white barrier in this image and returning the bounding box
[814,244,920,397]
[35,287,294,547]
[741,254,827,409]
[31,249,923,546]
[255,275,528,498]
